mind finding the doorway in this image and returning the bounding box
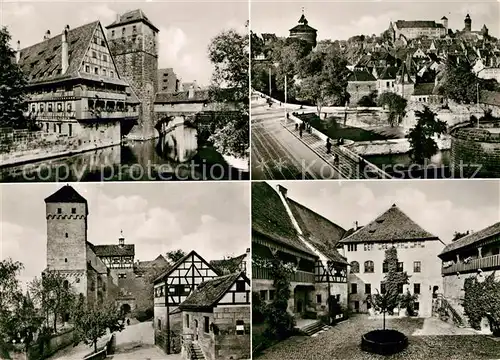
[194,319,199,341]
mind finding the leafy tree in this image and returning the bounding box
[0,27,30,129]
[297,50,350,116]
[207,27,249,158]
[166,249,186,263]
[7,292,43,352]
[377,92,407,127]
[371,247,409,329]
[358,91,378,107]
[463,272,500,334]
[29,271,75,332]
[452,230,470,241]
[399,290,419,316]
[73,303,124,353]
[0,259,24,344]
[407,106,447,164]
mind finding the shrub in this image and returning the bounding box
[399,290,418,316]
[463,273,500,332]
[134,308,154,322]
[252,292,266,324]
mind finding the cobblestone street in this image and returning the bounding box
[255,315,500,360]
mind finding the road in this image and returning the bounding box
[251,98,340,180]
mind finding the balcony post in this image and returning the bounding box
[478,247,482,258]
[456,253,460,263]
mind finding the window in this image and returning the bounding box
[122,27,126,35]
[118,274,126,279]
[386,81,390,87]
[347,244,357,252]
[92,51,97,58]
[236,320,244,335]
[94,67,99,75]
[185,314,189,327]
[71,208,76,214]
[204,316,209,333]
[414,302,420,311]
[350,261,359,273]
[94,36,98,44]
[364,243,373,251]
[102,54,107,62]
[103,69,106,76]
[351,284,357,294]
[40,104,44,112]
[48,103,53,112]
[269,290,275,300]
[236,280,245,292]
[380,283,386,294]
[316,294,322,304]
[63,280,69,289]
[397,284,403,294]
[382,262,389,273]
[53,124,56,132]
[101,40,105,46]
[65,233,68,238]
[31,104,36,112]
[414,283,420,294]
[397,262,403,272]
[110,70,114,78]
[64,258,68,263]
[132,25,137,33]
[158,319,161,331]
[68,124,72,137]
[259,290,267,301]
[354,301,359,311]
[364,261,374,273]
[57,208,62,214]
[413,261,421,273]
[67,103,72,112]
[365,284,371,294]
[111,30,115,38]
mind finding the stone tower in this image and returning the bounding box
[45,185,89,295]
[106,10,159,140]
[464,14,472,32]
[288,9,317,50]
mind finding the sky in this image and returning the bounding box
[251,0,500,40]
[1,0,249,86]
[0,182,250,287]
[264,180,500,244]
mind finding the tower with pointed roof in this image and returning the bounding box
[106,10,159,140]
[288,8,317,50]
[464,14,472,32]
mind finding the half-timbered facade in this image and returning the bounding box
[179,272,251,360]
[153,250,221,354]
[252,182,349,321]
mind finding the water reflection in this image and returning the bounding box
[0,124,248,181]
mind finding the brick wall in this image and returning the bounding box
[450,128,500,177]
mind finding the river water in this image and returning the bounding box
[0,130,248,182]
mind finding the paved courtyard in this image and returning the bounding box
[255,315,500,360]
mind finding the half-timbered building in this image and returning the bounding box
[179,272,251,360]
[153,250,221,354]
[252,182,349,327]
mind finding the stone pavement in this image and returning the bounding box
[412,317,480,336]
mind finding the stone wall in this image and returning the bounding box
[25,328,76,360]
[183,311,215,359]
[347,81,377,105]
[213,306,251,360]
[450,128,500,177]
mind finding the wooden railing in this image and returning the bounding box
[442,254,500,275]
[442,297,465,328]
[252,266,314,283]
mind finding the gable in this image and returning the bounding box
[217,273,251,305]
[79,23,121,80]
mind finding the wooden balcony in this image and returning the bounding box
[81,110,139,120]
[253,266,315,283]
[442,254,500,275]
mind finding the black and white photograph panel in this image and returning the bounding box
[0,1,249,182]
[252,180,500,359]
[251,0,500,180]
[0,182,251,360]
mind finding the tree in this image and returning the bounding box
[8,292,43,353]
[358,91,378,107]
[207,27,249,159]
[407,106,447,164]
[73,303,124,353]
[166,249,186,263]
[0,27,31,129]
[297,50,350,116]
[377,92,407,127]
[0,259,24,345]
[29,271,75,332]
[452,231,470,241]
[371,247,409,328]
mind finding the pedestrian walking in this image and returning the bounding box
[326,138,332,154]
[126,318,130,326]
[295,123,298,131]
[299,127,303,138]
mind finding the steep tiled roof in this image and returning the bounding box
[18,21,99,85]
[106,9,159,32]
[290,24,317,33]
[348,69,376,82]
[413,83,436,96]
[210,254,246,275]
[395,20,445,29]
[252,182,315,256]
[179,272,248,310]
[379,66,398,80]
[286,199,348,264]
[439,222,500,256]
[154,90,209,104]
[93,244,135,257]
[339,204,439,243]
[44,185,87,203]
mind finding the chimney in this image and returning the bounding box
[44,30,51,40]
[276,184,288,198]
[15,40,20,64]
[61,26,69,74]
[188,85,195,99]
[116,13,121,23]
[119,230,125,247]
[353,221,359,230]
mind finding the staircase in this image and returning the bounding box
[300,320,330,337]
[434,294,466,328]
[188,342,205,360]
